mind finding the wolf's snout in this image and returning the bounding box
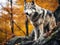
[25,13,29,15]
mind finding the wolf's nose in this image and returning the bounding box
[25,13,29,15]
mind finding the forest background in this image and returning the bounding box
[0,0,59,44]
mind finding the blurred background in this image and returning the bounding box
[0,0,59,45]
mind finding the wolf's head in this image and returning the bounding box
[24,0,36,16]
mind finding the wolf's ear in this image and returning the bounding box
[31,0,34,5]
[24,0,26,4]
[24,0,26,10]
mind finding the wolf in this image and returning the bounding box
[24,0,56,41]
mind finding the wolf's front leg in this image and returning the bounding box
[39,24,45,40]
[33,24,45,42]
